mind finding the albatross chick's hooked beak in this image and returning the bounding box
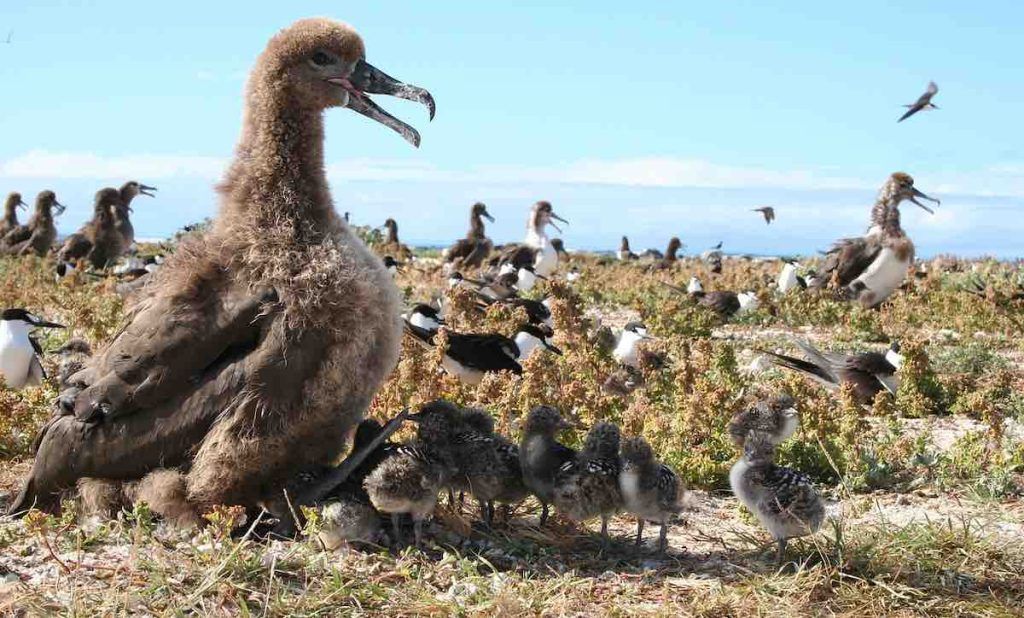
[17,198,28,211]
[547,211,568,233]
[139,184,158,198]
[482,208,495,223]
[329,59,435,147]
[907,186,940,214]
[53,200,66,216]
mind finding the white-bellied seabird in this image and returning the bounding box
[405,322,527,384]
[761,339,903,406]
[513,323,562,360]
[777,261,805,293]
[405,303,445,333]
[382,255,401,277]
[491,201,568,277]
[0,309,64,389]
[898,81,939,123]
[613,322,652,369]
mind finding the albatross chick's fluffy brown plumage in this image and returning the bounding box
[10,17,435,525]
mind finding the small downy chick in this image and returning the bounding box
[364,400,458,547]
[552,421,624,544]
[618,436,687,552]
[54,338,92,388]
[281,418,393,544]
[728,394,799,448]
[449,407,528,526]
[318,497,385,550]
[729,432,825,565]
[518,405,576,525]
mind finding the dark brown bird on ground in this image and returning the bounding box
[898,81,939,122]
[83,188,125,269]
[753,206,775,224]
[378,218,412,260]
[1,190,65,256]
[444,202,494,270]
[0,192,27,238]
[650,237,682,270]
[9,17,434,522]
[618,236,638,261]
[57,189,118,265]
[114,180,158,250]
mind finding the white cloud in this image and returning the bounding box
[0,150,225,180]
[3,149,1024,198]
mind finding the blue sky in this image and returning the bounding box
[0,1,1022,256]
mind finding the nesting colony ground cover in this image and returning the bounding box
[1,247,1023,616]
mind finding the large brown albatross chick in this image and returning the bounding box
[9,18,434,523]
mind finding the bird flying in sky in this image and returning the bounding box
[898,81,939,122]
[753,206,775,224]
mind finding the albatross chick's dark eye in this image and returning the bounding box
[311,51,335,66]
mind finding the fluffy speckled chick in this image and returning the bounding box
[552,421,623,542]
[728,394,799,448]
[518,406,576,525]
[363,401,458,547]
[730,433,825,564]
[618,436,687,552]
[449,407,528,525]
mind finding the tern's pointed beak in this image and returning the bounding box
[29,316,65,329]
[544,341,564,355]
[331,58,435,147]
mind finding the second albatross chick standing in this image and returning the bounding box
[10,18,435,520]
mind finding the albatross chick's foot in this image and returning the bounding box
[134,470,203,529]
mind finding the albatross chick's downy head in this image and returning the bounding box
[94,188,121,215]
[252,18,435,146]
[884,172,940,214]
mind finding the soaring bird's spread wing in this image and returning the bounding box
[898,82,938,122]
[816,235,883,289]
